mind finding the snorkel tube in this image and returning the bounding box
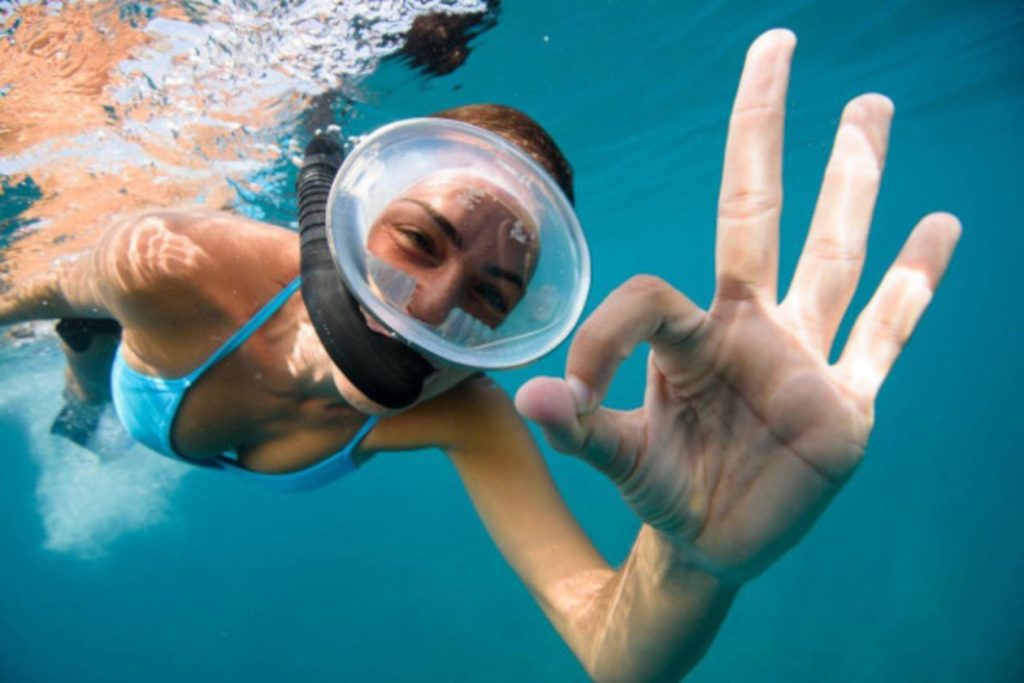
[296,135,434,410]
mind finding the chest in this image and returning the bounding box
[174,336,375,470]
[119,288,371,472]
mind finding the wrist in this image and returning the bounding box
[643,526,746,593]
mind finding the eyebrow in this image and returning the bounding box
[399,198,525,292]
[400,198,463,249]
[485,265,525,292]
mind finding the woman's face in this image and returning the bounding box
[333,175,539,412]
[366,175,539,330]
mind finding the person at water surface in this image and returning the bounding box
[0,29,960,683]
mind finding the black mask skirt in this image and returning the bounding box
[296,134,435,410]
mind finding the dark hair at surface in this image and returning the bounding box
[429,104,575,204]
[400,1,501,76]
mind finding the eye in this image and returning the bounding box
[394,225,437,258]
[475,282,509,315]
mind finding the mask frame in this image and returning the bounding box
[326,118,590,370]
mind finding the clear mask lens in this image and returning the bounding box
[327,118,590,370]
[435,307,499,348]
[366,252,499,349]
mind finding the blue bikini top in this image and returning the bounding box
[110,277,379,492]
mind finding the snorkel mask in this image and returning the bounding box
[297,118,589,410]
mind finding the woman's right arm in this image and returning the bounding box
[0,211,213,327]
[0,249,106,325]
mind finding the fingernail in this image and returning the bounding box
[567,375,592,414]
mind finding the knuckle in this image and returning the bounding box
[807,233,864,266]
[714,275,764,303]
[574,319,629,363]
[622,274,671,298]
[730,102,782,126]
[785,299,824,337]
[825,159,881,186]
[718,188,780,222]
[621,275,682,317]
[870,312,907,348]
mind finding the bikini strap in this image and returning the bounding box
[185,277,303,382]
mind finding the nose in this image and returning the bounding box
[407,267,464,326]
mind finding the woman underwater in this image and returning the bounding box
[0,29,960,682]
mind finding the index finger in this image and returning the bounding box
[565,275,706,410]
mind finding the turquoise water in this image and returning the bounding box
[1,1,1022,681]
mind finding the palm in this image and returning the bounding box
[637,297,869,578]
[517,30,959,584]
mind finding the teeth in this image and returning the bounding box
[435,308,497,347]
[359,306,396,339]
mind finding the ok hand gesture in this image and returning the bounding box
[516,29,960,584]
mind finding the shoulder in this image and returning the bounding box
[97,209,293,291]
[95,209,297,324]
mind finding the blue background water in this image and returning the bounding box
[2,1,1022,681]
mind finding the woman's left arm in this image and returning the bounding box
[508,29,958,681]
[410,376,740,682]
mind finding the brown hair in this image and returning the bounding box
[429,104,575,204]
[400,2,501,76]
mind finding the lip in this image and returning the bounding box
[359,306,396,338]
[358,306,440,372]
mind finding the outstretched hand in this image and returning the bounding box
[516,29,960,584]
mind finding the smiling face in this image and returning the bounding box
[330,174,541,410]
[365,175,539,331]
[315,111,579,415]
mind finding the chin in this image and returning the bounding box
[331,367,391,416]
[330,360,476,415]
[417,364,477,402]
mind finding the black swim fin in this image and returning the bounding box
[50,395,104,449]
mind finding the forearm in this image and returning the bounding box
[0,251,107,326]
[0,269,62,325]
[543,525,739,683]
[438,383,739,681]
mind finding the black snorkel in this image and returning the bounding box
[296,134,435,410]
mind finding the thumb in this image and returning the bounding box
[515,376,642,483]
